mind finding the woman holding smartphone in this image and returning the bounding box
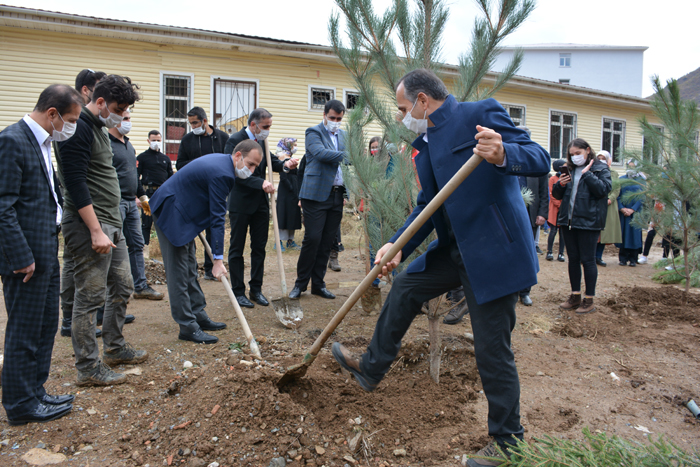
[551,139,612,314]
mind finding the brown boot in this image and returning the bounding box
[559,293,582,310]
[576,297,596,314]
[329,250,341,271]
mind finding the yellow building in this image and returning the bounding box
[0,5,660,168]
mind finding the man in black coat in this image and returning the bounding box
[0,84,83,425]
[223,109,298,308]
[176,107,229,280]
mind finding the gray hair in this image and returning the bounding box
[398,68,449,102]
[248,108,273,126]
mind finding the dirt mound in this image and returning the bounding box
[605,286,700,323]
[145,259,167,284]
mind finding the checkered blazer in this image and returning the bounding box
[0,120,60,276]
[298,122,346,202]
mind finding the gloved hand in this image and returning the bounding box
[139,195,151,216]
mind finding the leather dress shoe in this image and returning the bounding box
[42,394,75,405]
[520,294,533,306]
[250,291,269,306]
[124,314,135,324]
[197,317,227,331]
[236,295,254,308]
[178,329,218,344]
[289,286,304,299]
[311,287,335,299]
[596,258,607,267]
[8,402,72,426]
[331,343,378,392]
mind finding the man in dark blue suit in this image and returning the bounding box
[150,140,263,344]
[0,84,84,425]
[289,100,347,300]
[332,69,550,465]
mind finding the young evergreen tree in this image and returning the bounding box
[625,77,700,300]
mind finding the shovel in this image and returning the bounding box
[197,233,262,359]
[263,139,303,329]
[277,154,484,387]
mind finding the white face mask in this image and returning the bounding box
[325,119,341,134]
[149,140,162,151]
[571,154,587,166]
[50,113,77,142]
[234,158,253,179]
[117,121,132,135]
[98,105,124,129]
[290,147,297,155]
[253,128,270,141]
[402,99,428,134]
[192,124,206,136]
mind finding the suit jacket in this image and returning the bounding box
[0,120,60,276]
[298,122,346,202]
[388,95,551,305]
[223,127,284,214]
[525,174,549,227]
[150,154,237,258]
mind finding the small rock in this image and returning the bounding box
[183,361,193,369]
[189,459,206,467]
[87,408,97,415]
[240,360,255,367]
[36,442,46,449]
[123,367,143,376]
[536,371,545,376]
[183,448,191,456]
[393,449,407,457]
[287,449,298,458]
[343,455,357,464]
[207,463,220,467]
[348,432,362,451]
[21,448,67,465]
[268,457,286,467]
[0,439,9,446]
[353,416,362,425]
[315,446,325,455]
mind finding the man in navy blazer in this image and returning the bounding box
[332,69,550,464]
[289,100,348,300]
[150,140,262,344]
[0,84,84,425]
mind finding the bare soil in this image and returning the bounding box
[0,221,699,466]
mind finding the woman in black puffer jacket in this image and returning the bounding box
[552,138,611,314]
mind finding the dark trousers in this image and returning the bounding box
[562,228,599,296]
[360,241,523,445]
[547,225,565,255]
[296,189,344,290]
[331,225,342,252]
[619,248,640,264]
[228,208,269,296]
[141,186,158,246]
[1,245,60,419]
[643,228,656,256]
[662,236,680,259]
[199,228,213,276]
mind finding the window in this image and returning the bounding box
[308,86,335,111]
[549,111,577,159]
[643,125,664,165]
[161,73,192,162]
[212,78,257,134]
[501,104,526,126]
[559,79,570,85]
[602,118,626,164]
[344,90,360,110]
[559,53,571,67]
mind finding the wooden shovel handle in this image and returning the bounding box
[264,139,288,295]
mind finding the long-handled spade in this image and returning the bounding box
[197,232,262,359]
[263,139,303,329]
[277,154,484,387]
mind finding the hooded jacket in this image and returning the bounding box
[552,160,612,230]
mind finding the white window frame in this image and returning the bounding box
[500,103,527,127]
[160,71,194,162]
[209,76,259,132]
[548,109,577,159]
[343,88,360,111]
[643,124,664,165]
[600,116,627,165]
[559,53,571,67]
[308,85,336,112]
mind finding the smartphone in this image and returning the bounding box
[559,165,570,176]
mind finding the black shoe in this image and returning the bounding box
[545,252,554,261]
[443,302,469,325]
[596,258,607,267]
[95,328,102,338]
[8,402,73,426]
[60,318,72,337]
[338,243,345,252]
[520,294,533,306]
[619,261,628,266]
[536,246,544,255]
[332,343,378,392]
[203,273,217,281]
[41,394,75,405]
[178,329,218,344]
[236,295,254,308]
[197,318,227,331]
[557,253,566,262]
[289,286,303,299]
[629,261,637,267]
[249,291,269,307]
[311,287,335,299]
[124,314,135,324]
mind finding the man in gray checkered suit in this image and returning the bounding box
[0,85,83,425]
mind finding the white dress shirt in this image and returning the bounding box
[325,126,343,186]
[22,114,62,225]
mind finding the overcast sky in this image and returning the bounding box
[11,0,700,97]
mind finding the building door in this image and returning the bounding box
[213,79,257,136]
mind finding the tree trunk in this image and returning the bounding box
[425,294,445,384]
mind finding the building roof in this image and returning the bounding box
[499,43,648,51]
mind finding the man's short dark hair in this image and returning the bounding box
[34,84,84,115]
[324,99,345,115]
[75,69,106,92]
[148,130,161,138]
[92,74,140,106]
[234,139,262,158]
[398,68,449,102]
[187,107,207,122]
[248,108,273,126]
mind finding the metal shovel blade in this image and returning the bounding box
[272,297,303,330]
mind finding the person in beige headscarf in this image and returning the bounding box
[594,150,621,266]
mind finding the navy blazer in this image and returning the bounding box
[389,95,551,304]
[298,122,346,202]
[0,120,60,276]
[150,154,236,258]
